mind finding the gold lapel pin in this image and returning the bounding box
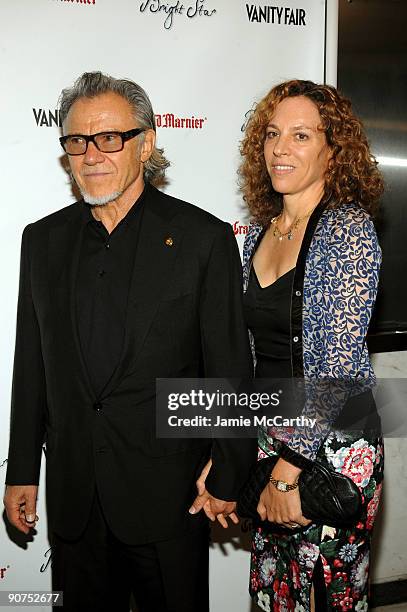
[165,237,174,247]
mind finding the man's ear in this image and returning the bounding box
[140,129,156,162]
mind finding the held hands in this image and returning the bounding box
[257,458,311,529]
[3,485,39,534]
[189,459,239,528]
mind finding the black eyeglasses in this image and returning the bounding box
[59,128,145,155]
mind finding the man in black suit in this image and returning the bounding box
[3,72,254,611]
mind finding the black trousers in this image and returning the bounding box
[51,493,209,612]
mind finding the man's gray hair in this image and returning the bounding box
[59,71,170,186]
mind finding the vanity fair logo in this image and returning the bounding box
[33,109,62,128]
[246,4,306,26]
[155,113,207,129]
[139,0,216,30]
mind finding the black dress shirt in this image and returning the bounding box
[76,187,146,396]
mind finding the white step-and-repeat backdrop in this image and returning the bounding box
[0,1,337,610]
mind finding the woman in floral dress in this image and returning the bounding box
[240,80,384,611]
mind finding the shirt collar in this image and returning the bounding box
[79,182,149,229]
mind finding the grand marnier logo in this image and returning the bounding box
[232,221,249,236]
[139,0,216,30]
[246,4,306,25]
[0,565,10,580]
[155,113,206,129]
[53,0,96,5]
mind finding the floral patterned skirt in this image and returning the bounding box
[250,430,384,612]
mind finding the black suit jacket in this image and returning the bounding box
[6,185,256,544]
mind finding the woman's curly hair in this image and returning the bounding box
[238,79,384,226]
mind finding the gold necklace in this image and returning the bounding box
[270,205,317,241]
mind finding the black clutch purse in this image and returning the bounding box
[237,455,362,528]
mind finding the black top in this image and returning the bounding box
[244,265,295,379]
[76,186,146,396]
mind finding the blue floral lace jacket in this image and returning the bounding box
[242,201,382,463]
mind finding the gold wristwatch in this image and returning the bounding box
[269,475,299,492]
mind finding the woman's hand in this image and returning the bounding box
[257,458,312,528]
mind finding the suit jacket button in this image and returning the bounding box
[93,402,103,411]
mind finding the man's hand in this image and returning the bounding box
[257,458,311,529]
[189,459,239,528]
[3,485,39,534]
